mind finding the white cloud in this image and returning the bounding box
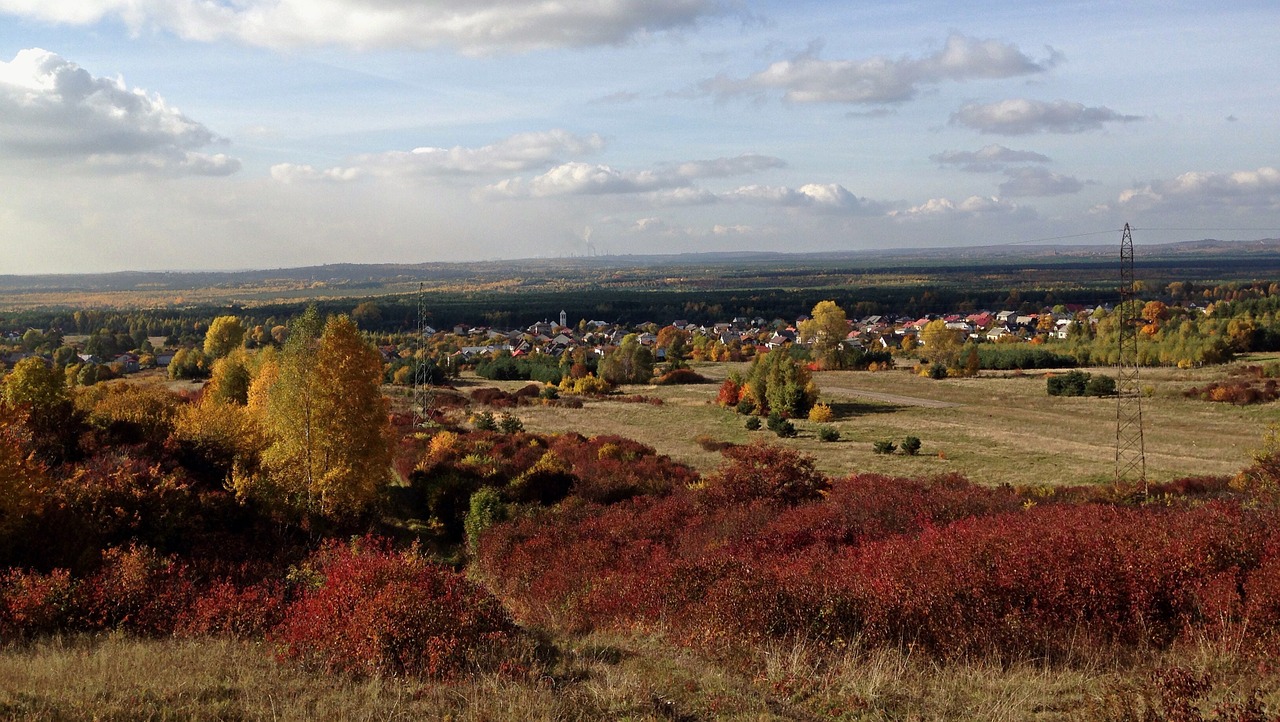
[271,130,603,184]
[998,167,1083,197]
[930,144,1050,172]
[704,33,1056,105]
[270,163,364,183]
[519,161,675,197]
[651,187,718,205]
[482,152,784,199]
[950,98,1143,135]
[725,183,875,212]
[890,195,1026,219]
[1118,167,1280,211]
[0,48,238,175]
[0,0,727,54]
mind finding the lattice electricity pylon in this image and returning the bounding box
[1115,223,1147,488]
[411,283,436,429]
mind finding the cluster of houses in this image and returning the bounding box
[430,306,1101,364]
[3,304,1119,376]
[1,334,176,375]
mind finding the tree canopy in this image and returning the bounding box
[798,300,850,368]
[246,310,393,519]
[203,316,246,359]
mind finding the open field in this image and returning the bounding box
[4,632,1276,722]
[467,356,1280,486]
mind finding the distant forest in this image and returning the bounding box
[3,243,1280,334]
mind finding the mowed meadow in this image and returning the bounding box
[482,356,1276,485]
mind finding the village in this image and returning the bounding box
[428,305,1102,365]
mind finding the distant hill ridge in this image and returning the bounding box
[2,237,1278,293]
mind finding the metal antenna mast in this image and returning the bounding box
[411,283,435,429]
[1115,223,1147,488]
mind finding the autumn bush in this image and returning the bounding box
[807,403,834,423]
[656,368,708,385]
[703,443,829,507]
[408,430,696,539]
[0,567,75,639]
[274,538,525,679]
[469,387,518,408]
[1186,380,1279,405]
[716,378,741,407]
[77,544,195,635]
[177,578,288,638]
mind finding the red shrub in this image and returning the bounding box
[703,443,829,506]
[78,544,194,635]
[695,435,735,452]
[178,579,287,638]
[615,394,664,405]
[274,538,524,679]
[477,457,1280,661]
[716,379,741,407]
[549,434,697,503]
[0,567,75,638]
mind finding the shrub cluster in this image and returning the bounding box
[1047,370,1117,396]
[1186,380,1279,405]
[655,368,708,385]
[0,544,286,641]
[274,538,525,679]
[410,430,698,543]
[1,537,530,679]
[475,448,1280,661]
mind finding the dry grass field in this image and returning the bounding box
[465,355,1279,487]
[4,632,1273,721]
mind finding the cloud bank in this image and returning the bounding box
[890,195,1027,219]
[1118,167,1280,211]
[0,48,238,175]
[271,130,604,183]
[704,33,1057,105]
[0,0,727,54]
[950,98,1143,135]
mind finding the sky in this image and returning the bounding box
[0,0,1277,274]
